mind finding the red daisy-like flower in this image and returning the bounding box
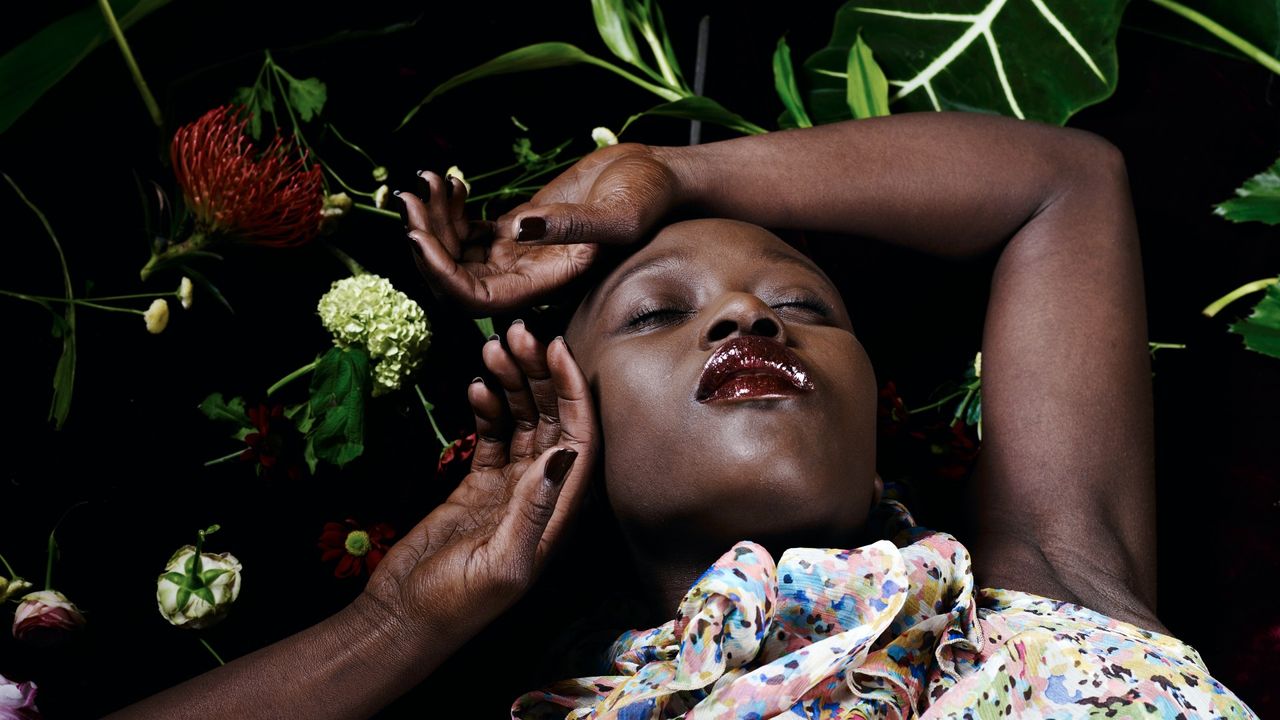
[318,519,395,579]
[240,403,304,481]
[171,106,324,248]
[437,432,478,475]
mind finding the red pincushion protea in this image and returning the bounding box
[172,106,323,246]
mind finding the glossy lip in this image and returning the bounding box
[695,336,815,403]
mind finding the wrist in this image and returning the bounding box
[347,591,457,675]
[650,144,708,211]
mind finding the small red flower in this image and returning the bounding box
[318,519,395,578]
[171,106,324,247]
[240,403,303,481]
[437,432,477,475]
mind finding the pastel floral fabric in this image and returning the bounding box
[512,501,1256,719]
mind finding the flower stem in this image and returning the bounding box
[96,0,164,128]
[1148,0,1280,76]
[0,552,17,579]
[0,290,145,315]
[324,242,367,276]
[353,203,399,219]
[199,637,226,666]
[44,501,88,590]
[267,359,320,397]
[141,233,209,281]
[415,385,451,449]
[1202,277,1278,317]
[1148,341,1188,355]
[204,448,247,467]
[907,388,968,415]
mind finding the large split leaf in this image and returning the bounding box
[803,0,1127,126]
[0,0,171,134]
[1230,279,1280,360]
[1216,155,1280,225]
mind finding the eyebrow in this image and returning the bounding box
[756,246,829,281]
[595,248,695,306]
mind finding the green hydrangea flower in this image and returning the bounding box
[317,274,431,396]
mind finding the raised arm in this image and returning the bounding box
[411,112,1159,631]
[107,330,597,719]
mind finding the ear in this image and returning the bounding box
[871,474,884,509]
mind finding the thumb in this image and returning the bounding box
[511,200,642,246]
[491,447,580,578]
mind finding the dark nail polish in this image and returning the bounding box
[487,333,500,342]
[395,197,408,225]
[517,216,546,242]
[544,448,578,485]
[415,172,431,201]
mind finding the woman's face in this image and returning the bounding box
[565,219,879,552]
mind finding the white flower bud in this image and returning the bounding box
[156,545,243,629]
[444,166,471,193]
[372,166,388,182]
[592,127,619,148]
[144,298,170,334]
[0,576,33,603]
[373,185,390,209]
[317,275,432,396]
[178,277,195,310]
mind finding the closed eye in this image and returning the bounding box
[771,297,834,320]
[624,305,692,331]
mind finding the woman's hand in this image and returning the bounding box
[401,143,678,313]
[363,322,596,648]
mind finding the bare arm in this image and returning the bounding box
[416,112,1158,631]
[655,114,1159,630]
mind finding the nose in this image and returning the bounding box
[699,292,787,349]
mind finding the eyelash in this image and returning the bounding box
[623,296,833,330]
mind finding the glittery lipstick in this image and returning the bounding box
[695,336,814,403]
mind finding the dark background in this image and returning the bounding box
[1,1,1277,717]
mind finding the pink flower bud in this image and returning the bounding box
[12,590,86,647]
[0,671,40,720]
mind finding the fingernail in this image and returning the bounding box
[511,318,525,327]
[471,376,484,385]
[415,172,431,200]
[544,448,578,486]
[487,333,500,342]
[517,216,546,242]
[395,195,408,225]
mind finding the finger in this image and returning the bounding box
[397,189,430,232]
[448,175,470,241]
[420,171,456,246]
[540,337,597,543]
[490,446,579,580]
[467,374,509,471]
[506,321,561,454]
[510,200,640,246]
[483,329,539,462]
[407,227,489,310]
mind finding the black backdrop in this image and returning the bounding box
[1,1,1277,717]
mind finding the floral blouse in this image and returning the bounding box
[512,500,1256,719]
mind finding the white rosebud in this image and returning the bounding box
[372,166,388,182]
[12,590,86,646]
[178,277,194,310]
[592,127,619,148]
[156,544,242,629]
[0,575,32,604]
[144,298,170,334]
[973,351,982,378]
[373,185,390,209]
[444,166,471,193]
[317,275,432,396]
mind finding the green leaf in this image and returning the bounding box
[1230,279,1280,360]
[284,401,314,434]
[199,393,252,427]
[303,437,319,476]
[192,586,216,606]
[1124,0,1280,68]
[285,76,326,122]
[0,0,171,134]
[162,571,186,586]
[199,568,229,585]
[1215,156,1280,225]
[230,84,272,141]
[592,0,644,66]
[802,0,1125,126]
[308,347,369,468]
[399,42,681,129]
[773,37,813,129]
[846,31,891,119]
[175,264,234,314]
[175,586,191,611]
[621,97,768,136]
[474,317,496,339]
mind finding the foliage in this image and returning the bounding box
[1216,155,1280,225]
[1230,279,1280,360]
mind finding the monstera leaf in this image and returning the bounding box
[803,0,1127,126]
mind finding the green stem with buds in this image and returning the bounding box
[324,242,367,276]
[97,0,164,128]
[204,448,247,467]
[353,203,399,219]
[1202,277,1278,317]
[142,233,209,281]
